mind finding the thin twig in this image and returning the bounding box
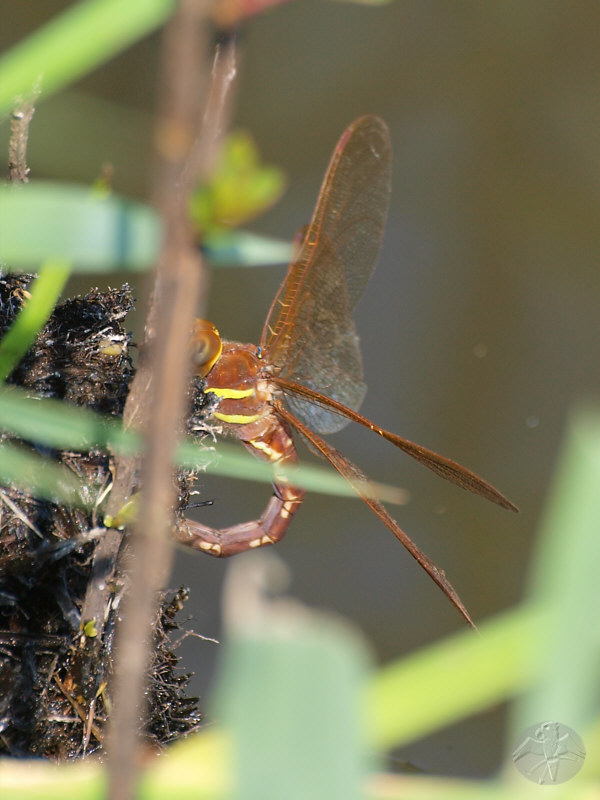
[7,93,38,183]
[76,18,237,673]
[104,3,237,798]
[54,674,104,747]
[185,35,238,188]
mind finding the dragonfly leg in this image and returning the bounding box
[176,481,305,557]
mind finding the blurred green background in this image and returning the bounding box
[2,0,600,779]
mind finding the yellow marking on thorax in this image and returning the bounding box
[213,411,262,425]
[204,386,255,400]
[250,440,278,458]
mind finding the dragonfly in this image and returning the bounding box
[179,116,518,627]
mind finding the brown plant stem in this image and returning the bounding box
[7,93,37,183]
[101,3,236,798]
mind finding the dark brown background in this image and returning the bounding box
[2,0,600,778]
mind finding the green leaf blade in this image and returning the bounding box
[0,0,175,115]
[0,262,71,382]
[214,605,372,800]
[0,182,160,272]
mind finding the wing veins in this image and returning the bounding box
[274,400,475,628]
[273,376,518,512]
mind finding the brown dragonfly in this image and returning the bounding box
[179,116,517,627]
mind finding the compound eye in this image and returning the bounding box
[191,319,222,377]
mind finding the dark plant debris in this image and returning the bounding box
[0,272,209,759]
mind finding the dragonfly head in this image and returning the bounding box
[192,319,222,378]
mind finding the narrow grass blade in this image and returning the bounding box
[0,261,70,382]
[0,387,407,504]
[0,442,86,505]
[0,0,174,114]
[365,605,545,750]
[511,406,600,739]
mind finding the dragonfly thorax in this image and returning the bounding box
[201,341,273,431]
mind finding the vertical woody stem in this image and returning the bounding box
[106,2,219,797]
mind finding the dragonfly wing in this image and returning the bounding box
[272,376,519,512]
[274,401,475,627]
[261,116,392,434]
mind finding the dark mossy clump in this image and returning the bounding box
[0,273,205,758]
